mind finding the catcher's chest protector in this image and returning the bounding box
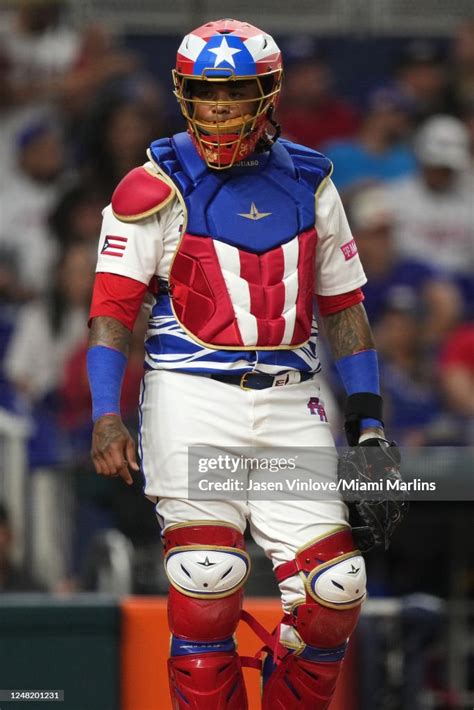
[149,132,332,349]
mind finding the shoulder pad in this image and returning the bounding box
[277,139,333,194]
[111,166,175,222]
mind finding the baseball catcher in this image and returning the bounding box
[87,18,406,709]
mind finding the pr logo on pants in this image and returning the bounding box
[307,397,328,421]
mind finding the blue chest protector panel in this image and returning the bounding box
[149,133,332,254]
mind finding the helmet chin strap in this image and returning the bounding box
[266,107,281,142]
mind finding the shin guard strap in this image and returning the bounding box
[298,642,347,663]
[171,635,235,656]
[275,528,355,583]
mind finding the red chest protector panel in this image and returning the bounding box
[169,229,317,349]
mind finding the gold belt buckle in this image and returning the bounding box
[240,372,252,391]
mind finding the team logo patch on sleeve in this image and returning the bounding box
[101,235,128,257]
[340,239,358,261]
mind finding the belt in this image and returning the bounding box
[210,371,314,390]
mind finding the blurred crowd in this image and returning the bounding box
[281,30,474,447]
[0,1,472,600]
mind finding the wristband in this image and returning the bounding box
[87,345,127,422]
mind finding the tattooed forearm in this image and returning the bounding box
[89,316,132,356]
[322,303,374,360]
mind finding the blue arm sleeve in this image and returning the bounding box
[335,349,383,429]
[87,345,127,422]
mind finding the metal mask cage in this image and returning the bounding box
[172,69,282,169]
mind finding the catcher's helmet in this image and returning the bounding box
[173,18,282,169]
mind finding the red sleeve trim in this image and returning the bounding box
[89,273,148,331]
[316,288,365,316]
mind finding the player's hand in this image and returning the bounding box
[91,414,139,485]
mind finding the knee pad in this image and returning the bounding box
[164,522,250,642]
[275,526,366,650]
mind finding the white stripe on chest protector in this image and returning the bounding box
[213,239,258,345]
[280,237,299,344]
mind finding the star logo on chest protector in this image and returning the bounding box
[238,202,272,220]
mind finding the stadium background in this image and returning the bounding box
[0,1,472,708]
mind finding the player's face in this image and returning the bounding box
[191,80,261,123]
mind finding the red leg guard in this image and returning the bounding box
[165,524,249,710]
[262,655,341,710]
[261,607,361,710]
[296,602,361,648]
[169,652,247,710]
[262,528,366,709]
[168,586,243,641]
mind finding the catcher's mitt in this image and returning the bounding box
[338,438,408,552]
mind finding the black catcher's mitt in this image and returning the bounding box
[338,439,408,552]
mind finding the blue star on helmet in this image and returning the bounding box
[209,37,241,68]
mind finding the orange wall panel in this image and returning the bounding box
[121,597,355,710]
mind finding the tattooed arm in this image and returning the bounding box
[88,316,139,485]
[322,302,384,438]
[89,315,132,355]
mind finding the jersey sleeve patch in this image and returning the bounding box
[101,235,128,257]
[111,166,175,222]
[340,238,358,261]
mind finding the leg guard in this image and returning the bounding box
[262,526,366,710]
[164,523,250,710]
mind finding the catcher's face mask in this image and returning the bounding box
[173,18,283,169]
[173,75,281,168]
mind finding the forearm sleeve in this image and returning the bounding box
[87,345,127,422]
